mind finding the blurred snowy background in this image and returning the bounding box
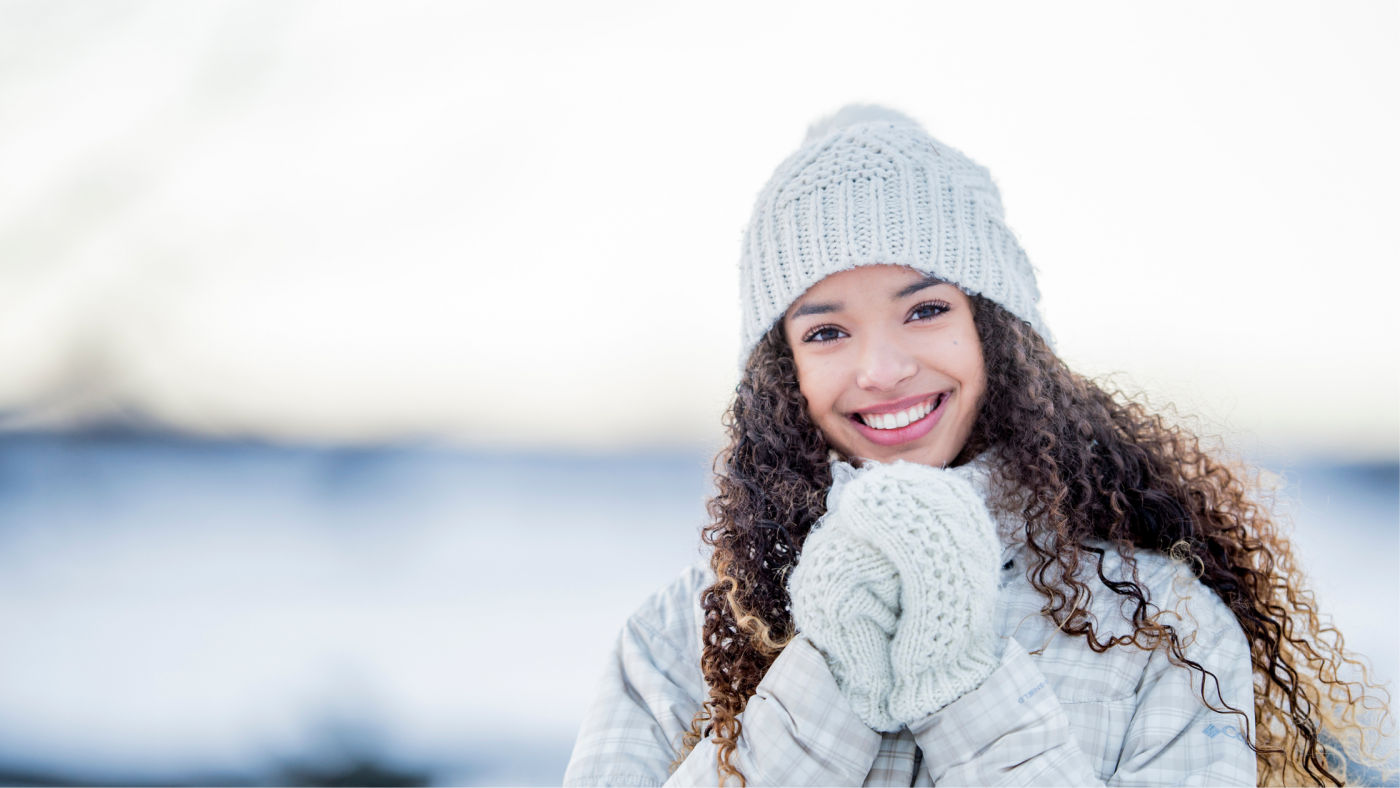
[0,1,1395,784]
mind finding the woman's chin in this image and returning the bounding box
[836,430,962,468]
[869,444,957,468]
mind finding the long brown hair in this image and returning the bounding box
[680,295,1392,786]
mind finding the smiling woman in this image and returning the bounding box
[563,106,1393,787]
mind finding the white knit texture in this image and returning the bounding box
[739,105,1050,362]
[788,500,902,730]
[789,460,1003,730]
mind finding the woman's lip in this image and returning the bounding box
[850,391,951,447]
[849,391,945,416]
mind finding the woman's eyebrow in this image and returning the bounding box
[893,278,947,299]
[790,301,842,318]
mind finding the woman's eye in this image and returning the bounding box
[908,300,951,322]
[802,325,846,343]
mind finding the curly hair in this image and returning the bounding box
[677,295,1393,786]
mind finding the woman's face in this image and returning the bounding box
[784,265,986,468]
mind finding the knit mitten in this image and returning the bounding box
[787,479,902,731]
[847,461,1004,724]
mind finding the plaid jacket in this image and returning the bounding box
[565,534,1257,787]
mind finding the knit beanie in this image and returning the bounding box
[738,105,1050,362]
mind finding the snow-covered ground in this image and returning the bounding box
[0,433,1393,785]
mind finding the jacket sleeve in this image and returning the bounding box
[666,637,883,786]
[909,610,1257,786]
[564,568,883,787]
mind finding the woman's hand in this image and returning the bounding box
[787,483,902,731]
[862,461,1003,723]
[789,460,1003,730]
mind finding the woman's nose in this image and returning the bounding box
[853,339,918,392]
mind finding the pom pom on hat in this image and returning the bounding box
[802,104,922,146]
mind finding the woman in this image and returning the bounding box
[563,106,1390,786]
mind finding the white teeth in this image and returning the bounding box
[860,396,940,430]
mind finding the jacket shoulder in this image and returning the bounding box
[1000,542,1237,640]
[564,564,713,787]
[620,562,711,672]
[1097,546,1240,648]
[998,542,1247,704]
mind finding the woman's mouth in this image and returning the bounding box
[849,392,950,446]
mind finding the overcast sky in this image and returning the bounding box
[0,1,1395,459]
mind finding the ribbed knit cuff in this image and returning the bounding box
[888,629,1004,724]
